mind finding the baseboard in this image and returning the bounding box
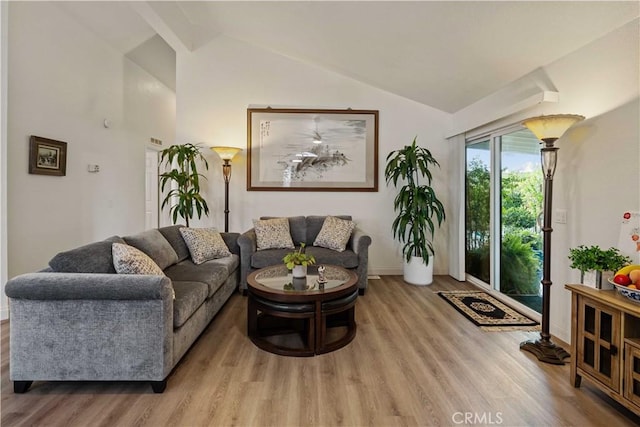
[369,267,403,276]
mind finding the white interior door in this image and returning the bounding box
[145,149,159,230]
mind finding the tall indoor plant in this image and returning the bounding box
[159,143,210,227]
[385,137,445,285]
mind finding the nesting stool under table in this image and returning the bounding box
[246,264,358,356]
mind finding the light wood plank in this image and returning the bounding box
[2,275,640,426]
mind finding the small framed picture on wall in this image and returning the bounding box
[29,135,67,176]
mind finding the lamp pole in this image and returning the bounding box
[519,114,584,365]
[221,159,232,232]
[211,146,242,233]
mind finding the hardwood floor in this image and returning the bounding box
[2,275,640,426]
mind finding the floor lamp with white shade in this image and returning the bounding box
[211,146,242,233]
[519,114,585,365]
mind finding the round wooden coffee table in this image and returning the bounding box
[247,264,358,356]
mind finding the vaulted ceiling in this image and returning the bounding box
[56,1,639,113]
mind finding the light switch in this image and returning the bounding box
[555,209,567,224]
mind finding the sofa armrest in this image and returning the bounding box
[221,232,241,256]
[5,272,173,301]
[350,227,372,255]
[6,272,175,385]
[349,227,372,293]
[237,229,257,292]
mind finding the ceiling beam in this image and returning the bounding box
[130,1,190,54]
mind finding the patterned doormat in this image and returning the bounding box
[437,290,540,331]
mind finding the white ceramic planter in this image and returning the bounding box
[292,265,307,278]
[404,255,434,286]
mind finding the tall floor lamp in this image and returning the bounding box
[211,146,242,232]
[520,114,584,365]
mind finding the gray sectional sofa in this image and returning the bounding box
[238,215,372,295]
[4,225,239,393]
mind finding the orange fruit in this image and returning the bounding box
[629,269,640,284]
[628,284,637,289]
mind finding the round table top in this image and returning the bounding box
[247,264,357,303]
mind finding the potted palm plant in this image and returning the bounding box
[159,143,210,226]
[385,137,445,285]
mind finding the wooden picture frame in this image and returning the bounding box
[29,135,67,176]
[247,108,378,191]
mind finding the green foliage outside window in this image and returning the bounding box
[466,158,543,295]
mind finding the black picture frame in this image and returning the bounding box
[29,135,67,176]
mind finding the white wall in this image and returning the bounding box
[4,1,175,303]
[176,35,452,275]
[0,1,8,320]
[451,19,640,343]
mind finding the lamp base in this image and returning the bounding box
[520,339,570,365]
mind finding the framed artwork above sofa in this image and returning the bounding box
[247,107,378,192]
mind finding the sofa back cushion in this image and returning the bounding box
[306,215,352,246]
[49,235,125,273]
[158,224,191,262]
[123,229,179,270]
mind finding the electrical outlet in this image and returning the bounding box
[88,164,100,173]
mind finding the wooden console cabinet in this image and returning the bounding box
[566,284,640,416]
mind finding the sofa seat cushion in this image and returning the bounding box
[164,259,230,298]
[206,254,240,275]
[172,281,208,328]
[250,248,292,269]
[49,236,125,273]
[251,247,359,270]
[306,247,359,269]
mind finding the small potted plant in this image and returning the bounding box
[283,243,316,278]
[568,245,632,288]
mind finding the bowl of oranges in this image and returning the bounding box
[610,265,640,303]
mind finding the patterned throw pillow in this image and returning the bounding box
[313,216,356,252]
[179,227,232,265]
[253,217,295,251]
[112,243,165,275]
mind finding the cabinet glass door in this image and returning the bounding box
[578,298,620,391]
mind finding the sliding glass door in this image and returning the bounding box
[465,139,491,285]
[465,127,543,312]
